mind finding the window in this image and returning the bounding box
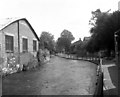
[5,35,14,52]
[33,40,37,51]
[22,38,28,52]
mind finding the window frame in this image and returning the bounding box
[33,40,37,52]
[5,34,14,53]
[22,37,28,52]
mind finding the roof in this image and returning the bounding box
[71,39,82,46]
[0,17,39,41]
[0,17,21,30]
[83,37,91,41]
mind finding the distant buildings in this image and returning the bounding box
[82,37,91,46]
[71,38,82,46]
[70,37,90,55]
[70,38,82,54]
[83,37,91,42]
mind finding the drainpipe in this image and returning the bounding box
[17,20,20,64]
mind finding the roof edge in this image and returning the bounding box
[0,18,40,41]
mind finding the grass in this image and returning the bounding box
[102,58,118,96]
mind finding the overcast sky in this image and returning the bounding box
[0,0,119,41]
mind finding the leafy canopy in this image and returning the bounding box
[87,9,120,53]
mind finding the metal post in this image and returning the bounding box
[114,32,119,66]
[114,30,120,96]
[114,30,120,68]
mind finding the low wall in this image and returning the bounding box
[1,49,51,77]
[56,53,100,65]
[1,52,39,77]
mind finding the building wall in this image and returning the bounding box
[0,19,38,66]
[1,22,18,58]
[19,20,38,56]
[0,31,2,57]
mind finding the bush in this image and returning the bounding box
[20,52,39,71]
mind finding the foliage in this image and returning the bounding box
[56,29,75,53]
[57,37,71,53]
[39,31,56,53]
[60,29,75,42]
[87,9,120,56]
[70,38,90,57]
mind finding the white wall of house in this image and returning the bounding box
[1,19,38,59]
[1,22,18,58]
[0,31,2,57]
[19,20,38,56]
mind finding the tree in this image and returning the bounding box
[56,37,71,53]
[87,9,120,57]
[61,29,75,42]
[56,29,75,53]
[39,31,56,53]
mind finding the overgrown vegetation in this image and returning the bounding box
[86,9,120,57]
[39,31,56,54]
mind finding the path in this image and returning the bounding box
[102,60,118,96]
[2,56,97,95]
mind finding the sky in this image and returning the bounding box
[0,0,119,41]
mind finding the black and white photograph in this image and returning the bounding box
[0,0,120,96]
